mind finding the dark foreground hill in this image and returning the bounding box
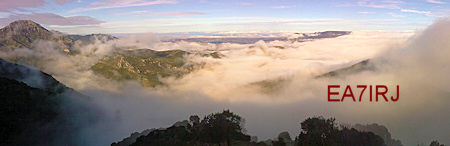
[0,58,77,94]
[0,58,100,145]
[0,76,59,145]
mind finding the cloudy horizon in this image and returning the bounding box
[1,17,449,145]
[1,0,448,34]
[0,1,449,146]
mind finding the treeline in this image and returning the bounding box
[113,110,445,146]
[113,110,250,146]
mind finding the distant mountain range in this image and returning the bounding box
[0,20,363,89]
[0,20,222,87]
[168,31,351,44]
[0,20,419,146]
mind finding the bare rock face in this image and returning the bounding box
[0,20,73,49]
[0,20,116,54]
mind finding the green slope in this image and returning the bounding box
[91,49,194,87]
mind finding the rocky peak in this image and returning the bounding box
[0,20,73,49]
[1,20,51,37]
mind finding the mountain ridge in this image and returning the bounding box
[0,20,74,50]
[0,57,82,95]
[0,20,118,54]
[0,58,99,145]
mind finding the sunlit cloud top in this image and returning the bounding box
[0,0,448,34]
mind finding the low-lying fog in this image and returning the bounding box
[1,18,449,146]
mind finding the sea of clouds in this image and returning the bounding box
[1,17,449,146]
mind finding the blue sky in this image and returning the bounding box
[0,0,448,34]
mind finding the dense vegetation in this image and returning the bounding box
[113,110,419,146]
[118,110,253,146]
[296,116,384,146]
[0,77,59,145]
[91,49,222,87]
[0,58,97,145]
[91,49,193,87]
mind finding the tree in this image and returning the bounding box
[337,127,385,146]
[273,131,294,146]
[130,110,251,146]
[189,115,200,125]
[296,116,385,146]
[296,116,339,146]
[278,131,292,142]
[429,140,445,146]
[272,137,287,146]
[200,110,250,146]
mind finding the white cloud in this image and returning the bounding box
[68,0,177,13]
[0,13,105,26]
[401,9,431,15]
[427,0,446,4]
[141,11,207,16]
[358,11,375,14]
[51,17,428,34]
[130,10,150,14]
[335,0,404,9]
[0,0,46,12]
[115,10,151,15]
[388,12,405,17]
[53,0,74,5]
